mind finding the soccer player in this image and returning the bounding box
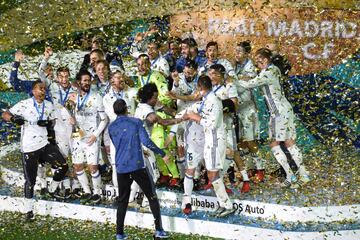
[2,80,69,220]
[179,75,235,217]
[103,71,137,198]
[70,70,108,203]
[109,99,170,240]
[198,41,236,78]
[234,41,265,185]
[175,38,206,73]
[147,41,170,78]
[237,48,310,187]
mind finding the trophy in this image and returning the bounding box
[64,99,85,139]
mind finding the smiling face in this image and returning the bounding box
[136,57,151,76]
[79,74,91,93]
[206,45,218,62]
[254,54,270,70]
[95,62,109,82]
[32,82,46,102]
[57,70,70,88]
[147,42,159,60]
[183,66,197,82]
[111,72,126,91]
[235,46,248,63]
[208,68,222,86]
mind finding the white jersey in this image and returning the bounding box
[74,90,108,139]
[237,64,293,117]
[172,73,199,111]
[234,59,258,105]
[151,55,170,78]
[9,98,56,153]
[198,58,236,79]
[103,86,137,122]
[91,80,111,97]
[134,103,155,135]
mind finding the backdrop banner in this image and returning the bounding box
[170,8,359,75]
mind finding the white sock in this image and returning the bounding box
[63,178,71,190]
[129,182,140,202]
[76,170,91,194]
[37,165,47,189]
[91,170,102,195]
[271,145,294,181]
[48,180,60,193]
[177,157,186,179]
[251,153,265,170]
[240,170,249,181]
[72,179,81,190]
[184,173,194,198]
[287,145,308,176]
[212,177,232,209]
[112,164,118,189]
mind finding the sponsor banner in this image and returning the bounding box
[1,195,360,240]
[170,8,360,75]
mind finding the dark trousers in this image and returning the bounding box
[116,168,163,235]
[22,144,68,199]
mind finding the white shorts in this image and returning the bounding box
[203,130,226,171]
[71,137,100,165]
[238,104,260,141]
[184,122,205,169]
[269,112,296,141]
[143,147,160,182]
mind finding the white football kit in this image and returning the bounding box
[9,98,56,153]
[235,59,260,141]
[237,64,296,141]
[71,90,108,165]
[134,103,160,181]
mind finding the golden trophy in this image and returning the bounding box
[65,99,85,139]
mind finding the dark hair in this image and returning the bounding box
[209,64,226,77]
[76,70,91,82]
[168,37,182,48]
[206,41,218,51]
[137,83,158,103]
[90,49,105,58]
[113,99,127,115]
[182,38,197,48]
[147,40,160,49]
[136,54,150,63]
[255,48,273,61]
[56,66,70,76]
[184,60,198,70]
[31,79,44,90]
[238,40,251,53]
[197,75,212,90]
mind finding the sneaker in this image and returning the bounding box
[116,233,128,240]
[280,175,298,188]
[217,207,236,218]
[225,186,233,195]
[298,174,311,186]
[89,194,102,204]
[157,175,170,187]
[72,188,82,199]
[201,181,212,190]
[240,181,250,193]
[53,189,65,201]
[254,170,265,183]
[183,203,192,215]
[154,229,169,239]
[64,189,72,201]
[25,211,35,221]
[211,207,226,217]
[80,193,92,204]
[168,178,181,188]
[39,188,47,198]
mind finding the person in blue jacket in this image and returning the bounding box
[109,99,174,240]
